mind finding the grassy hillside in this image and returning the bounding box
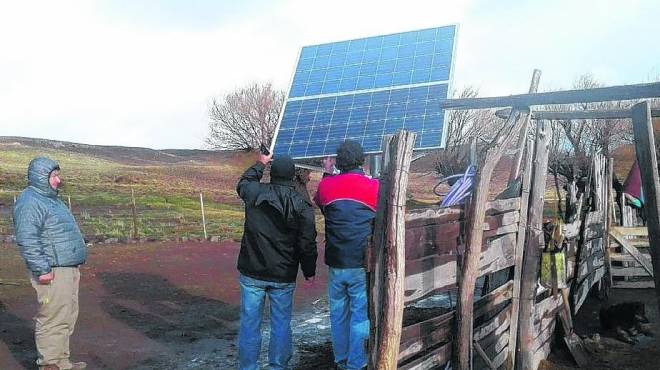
[0,138,253,241]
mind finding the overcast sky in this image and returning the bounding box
[1,0,659,149]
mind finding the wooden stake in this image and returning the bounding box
[508,139,534,370]
[604,158,614,289]
[368,135,393,369]
[67,195,72,211]
[508,69,542,184]
[517,120,552,369]
[200,192,208,240]
[631,102,660,311]
[454,70,541,370]
[130,187,139,239]
[371,131,416,370]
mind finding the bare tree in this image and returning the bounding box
[434,87,500,177]
[547,74,635,183]
[206,82,285,150]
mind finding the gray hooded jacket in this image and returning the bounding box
[12,157,87,276]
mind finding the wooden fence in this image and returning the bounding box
[368,131,612,370]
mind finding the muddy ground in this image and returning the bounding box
[2,241,660,370]
[0,241,333,370]
[541,286,660,370]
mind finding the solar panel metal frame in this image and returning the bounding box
[271,24,459,159]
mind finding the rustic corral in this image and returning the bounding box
[366,75,660,370]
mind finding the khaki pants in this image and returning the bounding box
[30,267,80,369]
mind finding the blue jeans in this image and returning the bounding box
[238,274,295,370]
[328,267,369,370]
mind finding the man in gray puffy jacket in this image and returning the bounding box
[13,157,87,370]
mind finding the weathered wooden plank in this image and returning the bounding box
[531,329,554,370]
[485,198,522,216]
[534,294,563,324]
[483,211,520,231]
[398,341,452,370]
[611,280,655,289]
[439,81,660,110]
[609,252,652,263]
[573,267,606,314]
[580,238,604,260]
[484,224,519,239]
[533,320,557,354]
[611,266,652,277]
[399,312,453,363]
[612,227,648,236]
[478,323,509,354]
[474,305,511,342]
[610,228,654,277]
[405,207,463,228]
[405,220,518,261]
[405,222,461,260]
[474,281,513,321]
[399,284,513,363]
[576,251,606,283]
[562,220,582,240]
[404,233,516,303]
[404,198,520,228]
[631,102,660,309]
[496,107,660,120]
[475,335,510,370]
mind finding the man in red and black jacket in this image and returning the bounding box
[315,140,379,370]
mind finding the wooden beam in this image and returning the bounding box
[631,101,660,312]
[373,131,417,370]
[495,107,660,120]
[440,81,660,110]
[508,138,534,370]
[517,120,552,369]
[508,69,542,184]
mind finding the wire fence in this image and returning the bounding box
[0,190,244,242]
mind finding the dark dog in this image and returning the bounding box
[599,301,653,344]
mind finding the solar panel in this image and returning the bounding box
[273,25,457,159]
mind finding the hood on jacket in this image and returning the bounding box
[27,157,60,197]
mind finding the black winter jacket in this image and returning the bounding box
[236,162,318,283]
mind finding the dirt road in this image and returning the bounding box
[0,241,333,369]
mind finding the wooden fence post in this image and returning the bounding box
[508,139,534,370]
[604,158,614,289]
[200,192,208,240]
[454,70,541,370]
[368,135,392,369]
[368,131,416,370]
[508,69,542,184]
[130,187,139,239]
[631,101,660,311]
[517,120,552,370]
[67,195,72,211]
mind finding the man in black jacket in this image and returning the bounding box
[236,151,317,370]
